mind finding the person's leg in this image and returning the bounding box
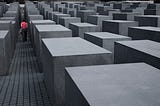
[24,30,27,41]
[22,31,25,42]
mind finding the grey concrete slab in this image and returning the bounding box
[102,20,138,36]
[59,17,81,28]
[42,37,112,106]
[144,9,160,15]
[66,63,160,106]
[0,31,11,75]
[68,9,77,17]
[87,15,112,31]
[134,15,160,27]
[0,17,15,21]
[31,20,56,46]
[69,23,98,38]
[53,13,70,24]
[115,40,160,69]
[128,26,160,42]
[28,15,43,21]
[0,20,11,30]
[84,32,131,61]
[48,11,60,20]
[3,11,18,17]
[113,12,141,21]
[77,10,97,22]
[35,24,72,72]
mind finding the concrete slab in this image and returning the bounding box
[66,63,160,106]
[42,37,112,106]
[59,17,81,28]
[115,40,160,69]
[53,13,70,24]
[69,23,98,38]
[31,20,56,46]
[0,31,11,75]
[102,20,138,36]
[84,32,131,61]
[113,12,141,21]
[35,24,72,72]
[134,15,160,27]
[87,15,112,31]
[128,26,160,42]
[77,10,97,22]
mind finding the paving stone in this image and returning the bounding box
[115,40,160,69]
[69,23,98,38]
[65,63,160,106]
[102,20,138,36]
[42,37,112,106]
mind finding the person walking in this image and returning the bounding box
[21,19,28,42]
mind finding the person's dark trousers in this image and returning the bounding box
[22,29,27,42]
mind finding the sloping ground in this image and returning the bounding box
[0,41,51,106]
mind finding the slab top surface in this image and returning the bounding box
[70,23,97,27]
[89,15,111,18]
[42,37,111,57]
[85,32,131,39]
[135,15,160,18]
[104,20,136,23]
[0,20,11,23]
[0,30,8,38]
[60,17,80,19]
[116,40,160,58]
[36,24,71,32]
[32,20,55,24]
[130,26,160,32]
[66,63,160,106]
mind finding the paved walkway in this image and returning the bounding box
[0,41,51,106]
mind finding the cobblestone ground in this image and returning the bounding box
[0,41,52,106]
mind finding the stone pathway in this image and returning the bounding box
[0,41,51,106]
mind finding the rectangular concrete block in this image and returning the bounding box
[113,12,141,21]
[53,13,70,24]
[87,15,112,31]
[114,40,160,69]
[31,20,56,46]
[66,63,160,106]
[84,32,131,61]
[28,15,44,21]
[128,26,160,43]
[102,20,138,36]
[42,37,112,106]
[35,24,72,72]
[48,11,60,20]
[144,9,160,15]
[134,15,160,27]
[0,20,11,30]
[69,23,98,38]
[0,31,11,75]
[59,17,81,28]
[68,8,77,17]
[77,10,97,22]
